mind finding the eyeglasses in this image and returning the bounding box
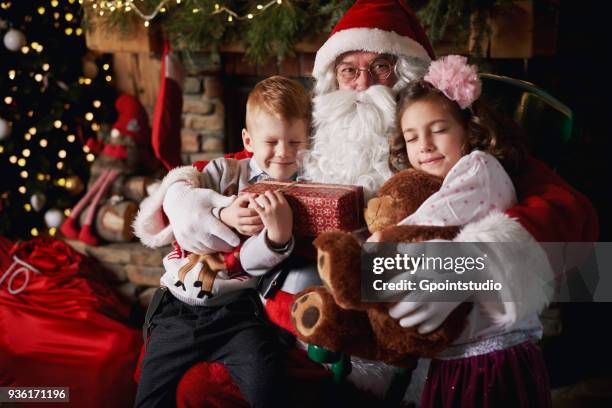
[335,60,394,84]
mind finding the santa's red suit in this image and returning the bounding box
[133,0,598,405]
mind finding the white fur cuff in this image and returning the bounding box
[455,212,555,326]
[133,165,202,248]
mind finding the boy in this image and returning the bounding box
[135,76,311,408]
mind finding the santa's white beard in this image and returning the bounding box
[301,85,396,199]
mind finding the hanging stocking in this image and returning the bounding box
[151,38,184,171]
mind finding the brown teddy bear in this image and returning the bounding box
[290,169,473,367]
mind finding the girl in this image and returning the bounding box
[384,55,551,407]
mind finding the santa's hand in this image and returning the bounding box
[389,296,464,334]
[163,182,240,253]
[384,240,474,334]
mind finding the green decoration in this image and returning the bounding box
[84,1,353,64]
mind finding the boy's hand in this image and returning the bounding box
[220,194,263,236]
[248,191,293,247]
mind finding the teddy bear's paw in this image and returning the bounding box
[291,291,327,338]
[313,231,364,310]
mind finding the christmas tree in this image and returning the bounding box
[0,0,115,239]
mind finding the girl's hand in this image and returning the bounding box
[248,191,293,247]
[220,194,263,236]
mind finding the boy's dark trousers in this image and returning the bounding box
[135,288,292,408]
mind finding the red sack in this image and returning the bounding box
[0,237,142,408]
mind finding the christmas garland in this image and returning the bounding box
[84,1,544,62]
[83,0,354,64]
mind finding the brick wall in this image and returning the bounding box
[178,54,225,164]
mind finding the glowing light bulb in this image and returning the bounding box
[58,150,67,159]
[40,139,48,147]
[67,134,76,142]
[22,149,30,157]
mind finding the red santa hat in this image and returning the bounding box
[312,0,435,94]
[112,94,150,146]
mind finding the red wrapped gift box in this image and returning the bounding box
[242,181,364,236]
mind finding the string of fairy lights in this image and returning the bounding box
[1,0,112,237]
[89,0,284,26]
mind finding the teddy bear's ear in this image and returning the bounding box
[373,169,444,221]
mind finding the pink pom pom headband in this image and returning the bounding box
[424,55,481,110]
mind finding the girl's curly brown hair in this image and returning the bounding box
[389,80,527,176]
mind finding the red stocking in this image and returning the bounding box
[78,169,120,246]
[60,171,115,239]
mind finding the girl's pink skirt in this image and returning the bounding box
[420,341,551,408]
